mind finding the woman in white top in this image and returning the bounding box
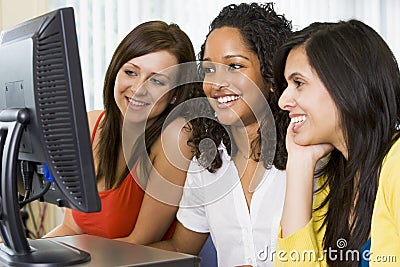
[150,3,292,266]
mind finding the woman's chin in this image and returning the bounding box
[293,135,315,146]
[216,112,249,127]
[123,115,146,127]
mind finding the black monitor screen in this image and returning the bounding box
[0,7,101,266]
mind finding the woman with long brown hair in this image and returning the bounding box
[45,20,200,245]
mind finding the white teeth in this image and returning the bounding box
[129,98,147,106]
[217,95,240,104]
[291,115,306,124]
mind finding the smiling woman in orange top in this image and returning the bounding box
[44,20,200,245]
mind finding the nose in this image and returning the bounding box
[203,79,228,98]
[203,76,229,94]
[210,80,229,91]
[208,66,230,91]
[278,87,296,111]
[130,79,148,96]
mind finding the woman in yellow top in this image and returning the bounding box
[272,20,400,266]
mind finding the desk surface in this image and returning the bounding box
[0,235,200,266]
[48,235,200,267]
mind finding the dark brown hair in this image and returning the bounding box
[97,21,197,189]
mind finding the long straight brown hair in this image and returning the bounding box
[97,21,198,190]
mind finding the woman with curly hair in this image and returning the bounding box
[151,3,292,266]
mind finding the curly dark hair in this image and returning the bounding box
[189,2,292,172]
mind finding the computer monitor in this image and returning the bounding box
[0,7,101,266]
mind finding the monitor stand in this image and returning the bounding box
[0,239,91,266]
[0,109,91,266]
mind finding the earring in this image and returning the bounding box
[170,96,177,104]
[214,111,218,119]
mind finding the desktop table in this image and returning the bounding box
[49,234,200,267]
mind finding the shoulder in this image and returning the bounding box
[381,139,400,179]
[186,144,233,184]
[189,142,231,170]
[382,138,400,168]
[87,110,104,133]
[148,117,194,171]
[162,117,191,142]
[160,117,193,159]
[380,138,400,192]
[270,166,286,182]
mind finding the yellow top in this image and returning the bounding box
[370,137,400,266]
[274,138,400,266]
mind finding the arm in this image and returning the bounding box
[42,208,84,237]
[43,110,102,238]
[275,181,329,267]
[149,154,213,255]
[149,221,209,255]
[87,110,104,137]
[370,139,400,266]
[118,118,194,245]
[280,122,333,237]
[274,122,333,267]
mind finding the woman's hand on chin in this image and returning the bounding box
[286,122,334,167]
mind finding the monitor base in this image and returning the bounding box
[0,239,91,266]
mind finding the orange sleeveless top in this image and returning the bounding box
[71,111,176,239]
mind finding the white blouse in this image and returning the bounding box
[177,144,286,267]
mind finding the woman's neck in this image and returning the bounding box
[231,122,260,158]
[231,122,267,194]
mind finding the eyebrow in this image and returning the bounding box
[125,62,172,80]
[203,54,250,62]
[286,71,306,81]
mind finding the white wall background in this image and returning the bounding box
[0,0,49,29]
[2,0,400,112]
[47,0,400,111]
